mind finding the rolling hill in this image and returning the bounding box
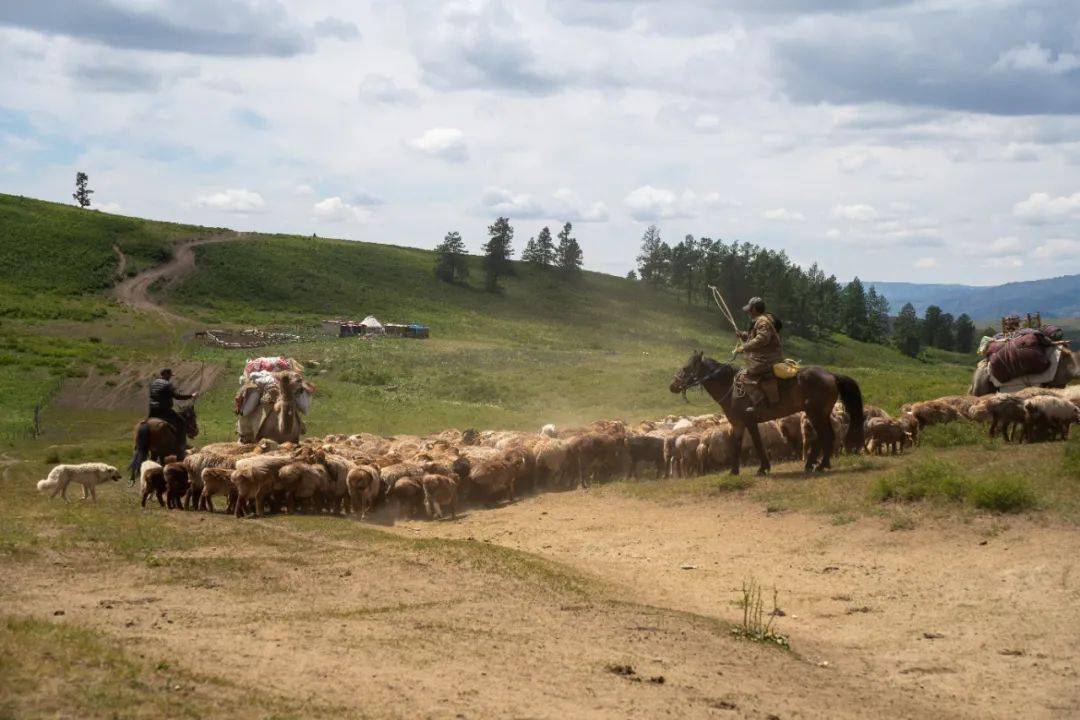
[0,192,975,441]
[869,275,1080,319]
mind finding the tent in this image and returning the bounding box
[360,315,385,335]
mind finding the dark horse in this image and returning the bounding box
[128,403,199,485]
[669,352,864,475]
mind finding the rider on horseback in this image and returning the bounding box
[148,368,197,445]
[734,297,783,416]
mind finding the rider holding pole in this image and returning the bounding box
[148,368,197,441]
[734,297,784,415]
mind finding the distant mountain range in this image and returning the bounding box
[867,274,1080,321]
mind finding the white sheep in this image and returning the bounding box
[1023,395,1080,441]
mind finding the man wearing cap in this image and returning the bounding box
[148,368,197,441]
[734,297,783,412]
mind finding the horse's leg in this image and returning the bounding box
[728,424,745,476]
[813,412,835,471]
[746,424,770,476]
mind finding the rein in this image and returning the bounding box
[680,367,735,405]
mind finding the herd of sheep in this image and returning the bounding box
[133,384,1080,521]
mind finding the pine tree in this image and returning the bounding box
[893,303,922,357]
[536,226,556,266]
[521,236,541,265]
[866,287,891,344]
[434,231,469,284]
[840,278,870,341]
[937,312,956,351]
[635,225,670,289]
[73,171,93,208]
[482,217,515,292]
[555,222,583,274]
[923,305,944,347]
[626,270,638,281]
[955,314,977,353]
[670,235,703,305]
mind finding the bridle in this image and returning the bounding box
[674,364,735,405]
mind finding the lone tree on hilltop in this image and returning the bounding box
[73,172,94,208]
[434,231,469,284]
[555,222,583,274]
[482,216,515,292]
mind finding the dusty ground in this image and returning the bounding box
[3,459,1078,719]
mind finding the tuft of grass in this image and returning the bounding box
[921,422,998,449]
[889,513,917,531]
[731,578,789,649]
[1063,434,1080,480]
[968,475,1038,513]
[873,458,1037,514]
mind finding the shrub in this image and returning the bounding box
[871,458,968,503]
[968,476,1037,513]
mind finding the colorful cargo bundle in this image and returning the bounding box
[234,357,315,443]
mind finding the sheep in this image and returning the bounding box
[627,434,666,479]
[865,417,910,455]
[898,412,919,446]
[164,462,190,510]
[232,455,294,518]
[981,394,1029,442]
[422,473,458,520]
[540,423,557,438]
[346,464,383,519]
[697,425,734,473]
[387,476,425,520]
[903,399,960,429]
[199,467,234,513]
[140,460,165,508]
[1024,395,1080,441]
[671,433,702,477]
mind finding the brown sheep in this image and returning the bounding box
[164,462,190,510]
[468,458,515,505]
[346,464,383,519]
[982,394,1028,442]
[232,455,294,518]
[422,473,458,520]
[1024,395,1080,441]
[898,412,919,446]
[140,461,165,508]
[865,417,910,455]
[627,434,666,479]
[199,467,234,513]
[387,476,425,519]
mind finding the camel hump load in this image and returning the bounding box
[234,357,315,444]
[972,314,1077,395]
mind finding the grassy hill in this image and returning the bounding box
[0,193,975,446]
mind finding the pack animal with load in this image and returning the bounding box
[234,357,315,444]
[970,315,1080,396]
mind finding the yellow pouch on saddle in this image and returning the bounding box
[772,359,799,379]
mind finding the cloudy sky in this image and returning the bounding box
[1,0,1079,285]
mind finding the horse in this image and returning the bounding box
[128,404,199,485]
[669,352,864,475]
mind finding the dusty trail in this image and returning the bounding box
[390,488,1080,719]
[108,232,245,320]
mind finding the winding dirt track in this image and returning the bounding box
[108,233,244,319]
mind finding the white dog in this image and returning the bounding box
[37,463,122,501]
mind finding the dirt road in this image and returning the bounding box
[109,233,243,319]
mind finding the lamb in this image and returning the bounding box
[671,433,702,477]
[346,464,383,519]
[1024,395,1080,441]
[981,394,1029,442]
[387,476,425,519]
[627,434,666,479]
[231,455,295,518]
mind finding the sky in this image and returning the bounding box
[1,0,1079,285]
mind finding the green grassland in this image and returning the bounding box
[1,192,972,447]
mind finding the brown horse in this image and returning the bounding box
[669,352,864,475]
[128,404,199,485]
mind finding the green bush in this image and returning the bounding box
[920,422,994,449]
[967,476,1038,513]
[873,458,1037,513]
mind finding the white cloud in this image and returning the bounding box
[358,74,418,105]
[312,196,372,223]
[293,184,314,196]
[1013,192,1080,224]
[1032,238,1080,261]
[408,127,468,162]
[761,208,805,223]
[832,203,879,222]
[993,43,1080,75]
[95,201,123,215]
[836,152,874,173]
[478,187,609,222]
[982,256,1023,269]
[480,186,545,218]
[825,228,841,239]
[693,114,722,132]
[623,185,726,221]
[914,257,937,269]
[1001,143,1040,162]
[194,189,265,213]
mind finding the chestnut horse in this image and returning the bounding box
[669,352,864,475]
[127,404,199,485]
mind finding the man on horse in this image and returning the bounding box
[734,297,784,416]
[148,368,197,446]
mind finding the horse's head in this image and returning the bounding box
[179,403,199,439]
[669,351,730,394]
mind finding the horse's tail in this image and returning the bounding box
[835,374,865,453]
[129,422,150,486]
